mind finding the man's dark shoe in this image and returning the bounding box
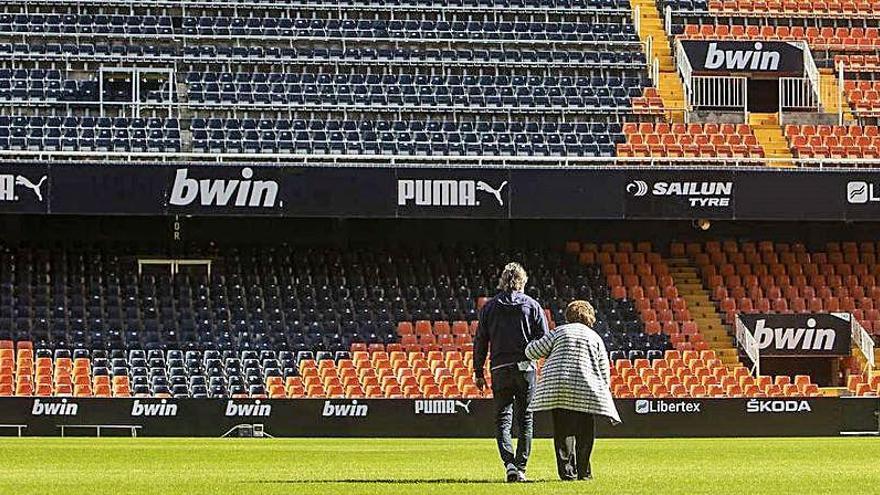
[506,464,519,483]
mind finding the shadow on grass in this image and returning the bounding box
[251,479,544,485]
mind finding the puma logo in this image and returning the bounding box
[476,181,508,206]
[454,400,473,414]
[15,175,47,202]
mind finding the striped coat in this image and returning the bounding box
[525,322,621,424]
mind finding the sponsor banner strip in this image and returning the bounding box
[7,163,880,220]
[0,397,871,438]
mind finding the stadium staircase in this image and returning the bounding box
[819,72,854,123]
[846,333,880,396]
[748,113,794,167]
[666,258,741,368]
[632,0,686,120]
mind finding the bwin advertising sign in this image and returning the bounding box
[679,40,805,75]
[738,314,852,356]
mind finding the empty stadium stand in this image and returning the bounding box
[618,122,765,158]
[2,237,867,398]
[784,124,880,158]
[0,0,660,160]
[683,240,880,336]
[0,242,661,399]
[3,0,880,166]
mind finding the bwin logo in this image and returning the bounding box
[225,400,272,417]
[705,42,781,71]
[322,400,369,418]
[170,168,279,208]
[626,180,649,197]
[753,318,836,351]
[414,400,473,415]
[397,179,508,207]
[32,398,78,416]
[131,399,178,417]
[0,174,48,202]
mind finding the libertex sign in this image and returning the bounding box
[679,40,805,76]
[737,313,853,357]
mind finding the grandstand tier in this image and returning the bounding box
[6,0,880,167]
[4,236,875,400]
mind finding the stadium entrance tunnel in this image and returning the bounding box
[0,398,876,438]
[748,79,780,113]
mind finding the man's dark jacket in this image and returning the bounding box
[473,291,548,376]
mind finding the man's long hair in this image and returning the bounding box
[497,262,528,292]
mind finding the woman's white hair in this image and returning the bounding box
[498,262,528,292]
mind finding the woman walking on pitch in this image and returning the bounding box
[525,300,621,481]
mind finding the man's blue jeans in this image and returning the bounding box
[491,366,536,472]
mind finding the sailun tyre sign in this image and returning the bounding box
[738,313,853,356]
[679,40,805,75]
[624,171,736,219]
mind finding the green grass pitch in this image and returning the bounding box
[2,437,878,494]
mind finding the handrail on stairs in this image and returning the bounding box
[837,59,845,126]
[665,6,672,36]
[674,39,694,118]
[633,4,640,36]
[801,41,822,105]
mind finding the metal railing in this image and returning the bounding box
[138,259,212,277]
[651,56,661,91]
[634,4,641,35]
[6,0,636,14]
[735,316,761,377]
[1,99,649,116]
[779,76,819,125]
[852,319,876,372]
[2,149,880,169]
[665,6,673,36]
[801,40,822,104]
[690,75,747,119]
[0,29,644,46]
[674,39,693,115]
[837,59,847,125]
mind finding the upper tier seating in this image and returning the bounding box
[784,124,880,159]
[706,0,880,14]
[678,25,880,53]
[618,122,764,158]
[0,15,639,42]
[0,0,659,160]
[0,116,180,152]
[184,71,647,110]
[190,118,624,156]
[0,43,646,66]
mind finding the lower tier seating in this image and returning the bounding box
[0,342,822,398]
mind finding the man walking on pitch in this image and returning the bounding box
[473,262,548,482]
